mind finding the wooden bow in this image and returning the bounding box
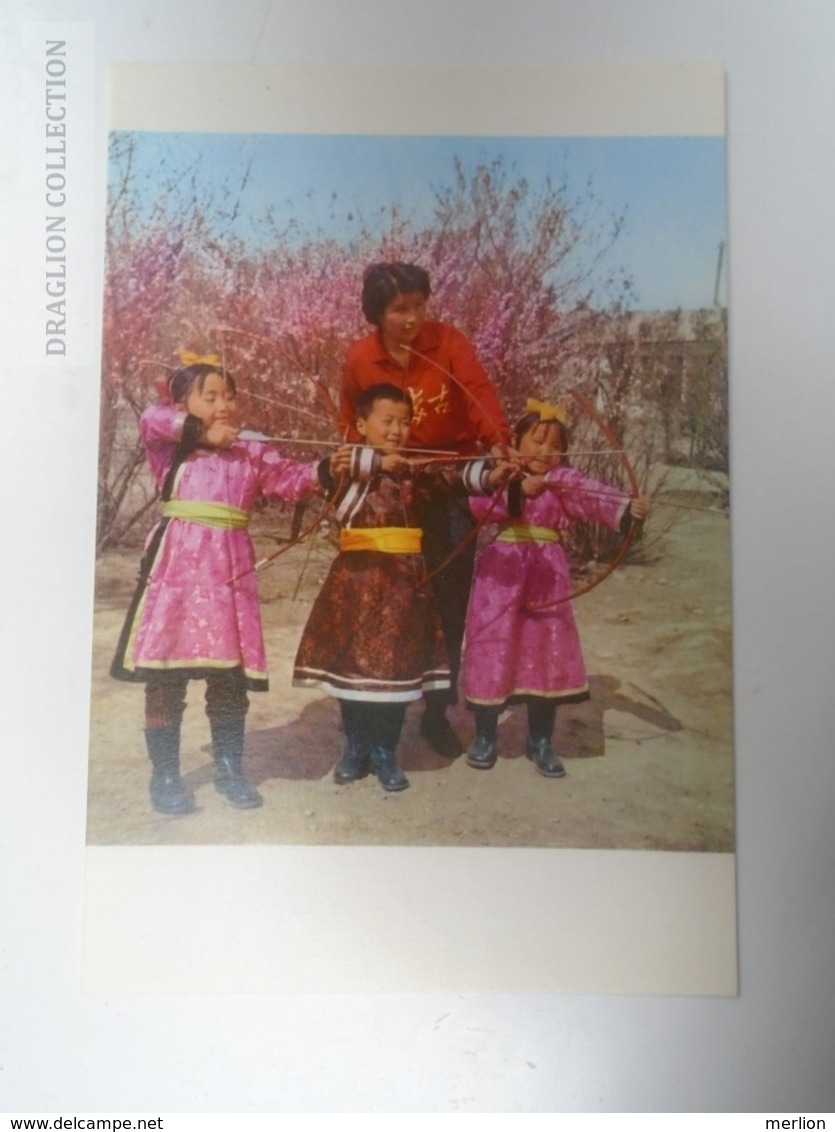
[402,344,512,591]
[211,326,345,587]
[523,385,642,612]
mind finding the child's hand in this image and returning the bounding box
[490,442,523,471]
[203,422,239,448]
[521,474,548,498]
[487,459,515,488]
[381,453,410,475]
[329,445,353,477]
[630,495,651,520]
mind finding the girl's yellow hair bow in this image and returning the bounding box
[526,397,568,424]
[178,349,223,368]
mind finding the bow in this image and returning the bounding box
[402,343,512,591]
[523,385,642,612]
[211,326,345,587]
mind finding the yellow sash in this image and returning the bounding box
[497,524,560,544]
[162,501,250,529]
[340,527,423,554]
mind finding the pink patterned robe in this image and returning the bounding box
[463,465,629,706]
[111,403,320,691]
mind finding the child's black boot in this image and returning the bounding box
[466,706,498,769]
[466,734,497,769]
[525,698,566,778]
[524,736,566,777]
[370,746,410,792]
[210,717,263,808]
[334,704,370,784]
[333,735,370,784]
[145,725,192,815]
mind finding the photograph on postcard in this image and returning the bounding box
[87,65,731,854]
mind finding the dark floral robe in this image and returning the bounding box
[293,450,492,703]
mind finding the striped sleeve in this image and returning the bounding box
[349,445,381,481]
[462,458,493,495]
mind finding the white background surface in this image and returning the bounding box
[2,0,834,1114]
[79,61,737,1003]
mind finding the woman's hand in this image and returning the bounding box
[630,495,651,520]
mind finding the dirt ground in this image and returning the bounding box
[86,479,734,851]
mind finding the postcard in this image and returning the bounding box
[83,61,735,994]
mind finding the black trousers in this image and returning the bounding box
[420,497,477,709]
[339,699,407,754]
[472,698,558,741]
[144,669,249,729]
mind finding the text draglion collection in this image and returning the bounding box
[110,263,650,814]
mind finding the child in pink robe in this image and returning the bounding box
[111,359,327,814]
[463,400,651,778]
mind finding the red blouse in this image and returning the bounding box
[340,321,510,455]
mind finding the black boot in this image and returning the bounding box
[525,699,565,778]
[466,706,499,769]
[145,726,192,815]
[333,737,370,784]
[370,746,410,792]
[210,717,263,808]
[420,703,463,758]
[525,736,566,778]
[334,702,370,784]
[466,734,498,769]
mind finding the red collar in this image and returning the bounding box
[371,320,445,362]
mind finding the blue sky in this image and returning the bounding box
[112,131,727,311]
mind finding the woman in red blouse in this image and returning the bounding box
[339,262,511,757]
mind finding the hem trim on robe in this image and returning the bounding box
[465,684,590,709]
[293,668,450,702]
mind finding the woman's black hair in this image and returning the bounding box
[361,262,431,326]
[354,382,412,420]
[168,363,235,405]
[514,411,569,456]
